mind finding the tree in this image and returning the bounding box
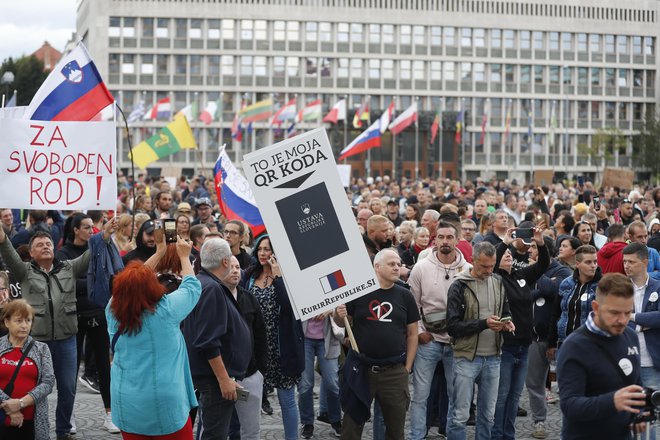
[633,111,660,185]
[0,55,49,106]
[579,126,626,180]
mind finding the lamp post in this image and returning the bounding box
[1,71,15,106]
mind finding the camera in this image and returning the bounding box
[634,387,660,423]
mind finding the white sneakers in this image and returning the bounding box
[104,412,120,434]
[532,421,548,439]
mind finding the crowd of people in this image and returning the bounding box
[0,170,660,440]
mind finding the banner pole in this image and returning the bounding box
[343,317,360,353]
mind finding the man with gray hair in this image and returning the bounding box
[446,242,515,440]
[421,209,440,248]
[182,238,253,440]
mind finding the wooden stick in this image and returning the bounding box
[343,316,359,353]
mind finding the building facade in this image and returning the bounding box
[77,0,660,182]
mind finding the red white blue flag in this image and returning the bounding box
[25,42,114,121]
[320,270,347,294]
[338,119,381,160]
[213,147,265,237]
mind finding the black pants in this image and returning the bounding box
[76,311,111,409]
[0,420,35,440]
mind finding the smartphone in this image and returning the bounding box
[236,388,250,402]
[153,220,164,243]
[164,219,177,244]
[593,196,601,211]
[577,175,585,188]
[499,316,512,323]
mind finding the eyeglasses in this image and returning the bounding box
[224,230,240,236]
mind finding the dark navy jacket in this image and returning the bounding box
[629,276,660,370]
[531,260,572,342]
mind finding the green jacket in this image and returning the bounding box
[0,239,89,341]
[446,271,510,361]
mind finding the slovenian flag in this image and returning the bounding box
[213,147,265,237]
[320,270,347,294]
[24,42,114,121]
[338,119,381,160]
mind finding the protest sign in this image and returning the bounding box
[533,169,554,186]
[0,119,117,210]
[337,164,351,187]
[601,167,634,190]
[243,128,379,320]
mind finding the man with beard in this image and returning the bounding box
[223,220,252,269]
[122,220,157,264]
[363,215,391,261]
[386,200,403,227]
[151,190,174,219]
[408,222,472,440]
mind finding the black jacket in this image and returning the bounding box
[235,285,268,377]
[649,231,660,253]
[530,259,572,341]
[122,222,156,264]
[56,242,101,318]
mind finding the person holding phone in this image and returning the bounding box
[491,227,550,440]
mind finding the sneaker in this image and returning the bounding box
[330,421,341,438]
[301,424,314,439]
[104,413,120,434]
[517,406,528,417]
[546,390,559,404]
[79,375,101,394]
[69,416,77,435]
[317,411,331,425]
[532,421,548,439]
[261,397,273,415]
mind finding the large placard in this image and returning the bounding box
[0,119,117,210]
[243,128,379,320]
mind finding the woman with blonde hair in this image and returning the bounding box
[112,214,137,256]
[473,212,495,245]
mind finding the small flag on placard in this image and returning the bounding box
[320,270,347,294]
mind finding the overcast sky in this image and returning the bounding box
[0,0,77,61]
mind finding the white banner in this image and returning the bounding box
[0,119,117,210]
[243,128,378,320]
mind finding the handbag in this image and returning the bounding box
[0,339,35,422]
[421,309,448,334]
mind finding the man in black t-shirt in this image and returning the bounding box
[335,248,420,440]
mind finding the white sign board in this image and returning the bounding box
[243,128,379,320]
[0,119,117,210]
[337,164,351,188]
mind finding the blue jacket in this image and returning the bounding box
[629,276,660,370]
[107,275,202,435]
[647,247,660,281]
[552,268,602,346]
[87,233,124,308]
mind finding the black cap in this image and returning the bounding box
[142,220,155,234]
[386,200,398,206]
[196,197,212,207]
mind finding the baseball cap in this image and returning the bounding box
[142,220,156,234]
[386,200,398,206]
[176,202,192,213]
[195,197,212,207]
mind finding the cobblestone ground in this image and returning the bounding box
[47,373,573,439]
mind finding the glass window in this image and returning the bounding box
[561,32,572,50]
[382,59,394,79]
[505,64,514,82]
[351,23,363,43]
[255,20,267,40]
[400,60,411,79]
[156,18,169,38]
[254,56,266,76]
[605,35,615,53]
[337,23,349,42]
[319,22,331,41]
[320,58,331,77]
[605,68,615,86]
[413,60,425,79]
[474,63,485,81]
[490,63,501,82]
[647,70,656,88]
[520,31,531,49]
[645,37,655,55]
[208,19,220,39]
[287,22,300,41]
[618,35,628,53]
[491,29,501,48]
[350,59,363,77]
[141,54,153,74]
[240,20,253,40]
[142,18,153,37]
[549,32,559,50]
[430,61,442,80]
[605,102,615,120]
[109,54,119,73]
[535,65,544,84]
[521,65,531,83]
[274,21,286,40]
[208,56,220,76]
[618,102,627,120]
[563,66,573,84]
[577,33,587,51]
[578,67,588,85]
[491,98,502,117]
[273,57,285,76]
[109,17,120,37]
[591,101,600,119]
[444,62,455,80]
[578,101,588,119]
[189,19,202,39]
[240,56,252,76]
[175,55,186,75]
[589,34,600,52]
[633,69,643,87]
[175,18,186,39]
[400,25,411,45]
[591,68,601,86]
[444,27,455,46]
[121,54,135,75]
[190,55,201,75]
[286,57,299,76]
[338,58,349,77]
[157,54,169,73]
[368,59,380,78]
[633,102,642,120]
[474,29,485,47]
[618,69,628,87]
[533,31,543,49]
[461,28,471,47]
[431,26,441,46]
[369,24,380,43]
[504,30,515,49]
[220,55,234,75]
[633,36,643,55]
[413,26,425,44]
[382,24,394,44]
[221,19,234,39]
[123,18,136,37]
[306,22,318,41]
[549,66,560,84]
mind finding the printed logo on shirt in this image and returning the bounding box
[517,279,526,287]
[366,300,393,322]
[1,358,35,367]
[628,346,640,356]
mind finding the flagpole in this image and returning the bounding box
[484,98,490,177]
[414,96,419,180]
[438,97,444,179]
[269,93,274,146]
[460,98,465,182]
[530,99,535,185]
[218,92,224,150]
[391,96,397,181]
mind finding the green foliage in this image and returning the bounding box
[633,112,660,184]
[0,55,49,106]
[579,127,626,174]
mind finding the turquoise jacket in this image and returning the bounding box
[106,275,202,435]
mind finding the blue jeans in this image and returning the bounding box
[447,355,501,440]
[46,336,77,436]
[492,344,529,440]
[298,338,341,425]
[409,341,454,440]
[196,377,236,440]
[278,386,300,440]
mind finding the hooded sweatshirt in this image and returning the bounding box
[408,248,472,343]
[596,240,626,275]
[122,221,157,264]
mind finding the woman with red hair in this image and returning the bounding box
[106,232,201,440]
